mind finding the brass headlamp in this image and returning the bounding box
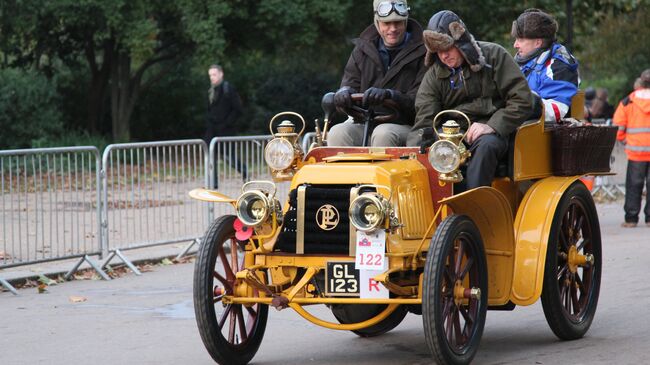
[349,185,400,233]
[265,112,305,181]
[235,181,282,227]
[428,110,472,183]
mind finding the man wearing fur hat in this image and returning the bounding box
[410,10,533,189]
[512,8,579,124]
[328,0,426,147]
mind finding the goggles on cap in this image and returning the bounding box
[375,1,409,18]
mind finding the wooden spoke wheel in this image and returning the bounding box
[423,215,487,365]
[541,182,601,340]
[193,215,268,365]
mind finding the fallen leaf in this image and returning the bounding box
[139,264,155,272]
[38,283,48,294]
[173,256,194,264]
[160,258,174,266]
[22,278,39,288]
[38,274,57,286]
[69,296,87,303]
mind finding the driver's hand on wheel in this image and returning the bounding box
[465,123,495,144]
[334,87,354,114]
[362,87,392,106]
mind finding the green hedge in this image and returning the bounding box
[0,68,63,149]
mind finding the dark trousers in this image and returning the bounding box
[465,134,508,189]
[213,151,248,189]
[624,160,650,223]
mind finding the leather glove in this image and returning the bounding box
[334,87,354,114]
[363,87,392,106]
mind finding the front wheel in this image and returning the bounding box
[193,215,268,365]
[541,182,601,340]
[422,214,487,365]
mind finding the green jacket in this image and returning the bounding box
[413,41,533,137]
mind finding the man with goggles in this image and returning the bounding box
[328,0,426,147]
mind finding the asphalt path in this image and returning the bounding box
[1,202,648,365]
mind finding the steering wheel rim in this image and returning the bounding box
[347,93,400,124]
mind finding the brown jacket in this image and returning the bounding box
[340,19,426,125]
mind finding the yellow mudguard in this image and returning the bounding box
[440,187,515,306]
[510,176,581,305]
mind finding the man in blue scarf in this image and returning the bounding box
[512,9,579,124]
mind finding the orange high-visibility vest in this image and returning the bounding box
[613,88,650,161]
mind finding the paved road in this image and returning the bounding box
[1,202,648,365]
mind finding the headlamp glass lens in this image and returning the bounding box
[428,140,461,174]
[350,195,385,232]
[264,138,295,170]
[237,192,269,226]
[363,202,381,226]
[249,199,267,220]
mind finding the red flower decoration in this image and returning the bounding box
[233,218,253,241]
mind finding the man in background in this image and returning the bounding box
[205,64,247,186]
[613,69,650,227]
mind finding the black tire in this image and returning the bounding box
[541,182,601,340]
[331,304,408,337]
[193,215,268,365]
[422,215,488,365]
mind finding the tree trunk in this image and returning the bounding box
[85,38,113,134]
[110,52,138,141]
[87,72,108,134]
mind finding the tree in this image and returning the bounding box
[0,0,231,141]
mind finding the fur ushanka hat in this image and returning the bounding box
[511,8,558,41]
[422,10,485,71]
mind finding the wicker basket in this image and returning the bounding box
[550,125,618,176]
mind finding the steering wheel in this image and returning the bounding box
[348,93,400,124]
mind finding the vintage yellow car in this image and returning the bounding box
[189,93,603,365]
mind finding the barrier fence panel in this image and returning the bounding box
[209,136,291,220]
[101,140,209,265]
[1,147,103,293]
[301,132,317,153]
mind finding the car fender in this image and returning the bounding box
[188,188,236,207]
[510,176,581,306]
[440,187,515,306]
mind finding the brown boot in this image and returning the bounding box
[621,222,638,228]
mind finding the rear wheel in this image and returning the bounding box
[193,215,268,365]
[331,304,408,337]
[541,182,601,340]
[422,214,487,365]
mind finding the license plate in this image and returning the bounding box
[325,261,360,297]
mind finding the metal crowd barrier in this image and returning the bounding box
[588,118,626,199]
[101,140,209,272]
[301,132,317,153]
[1,133,340,295]
[207,136,291,222]
[1,147,105,294]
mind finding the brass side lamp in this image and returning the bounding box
[428,110,472,183]
[265,112,305,181]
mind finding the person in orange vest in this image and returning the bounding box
[613,69,650,227]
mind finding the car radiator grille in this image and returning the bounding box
[276,185,353,255]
